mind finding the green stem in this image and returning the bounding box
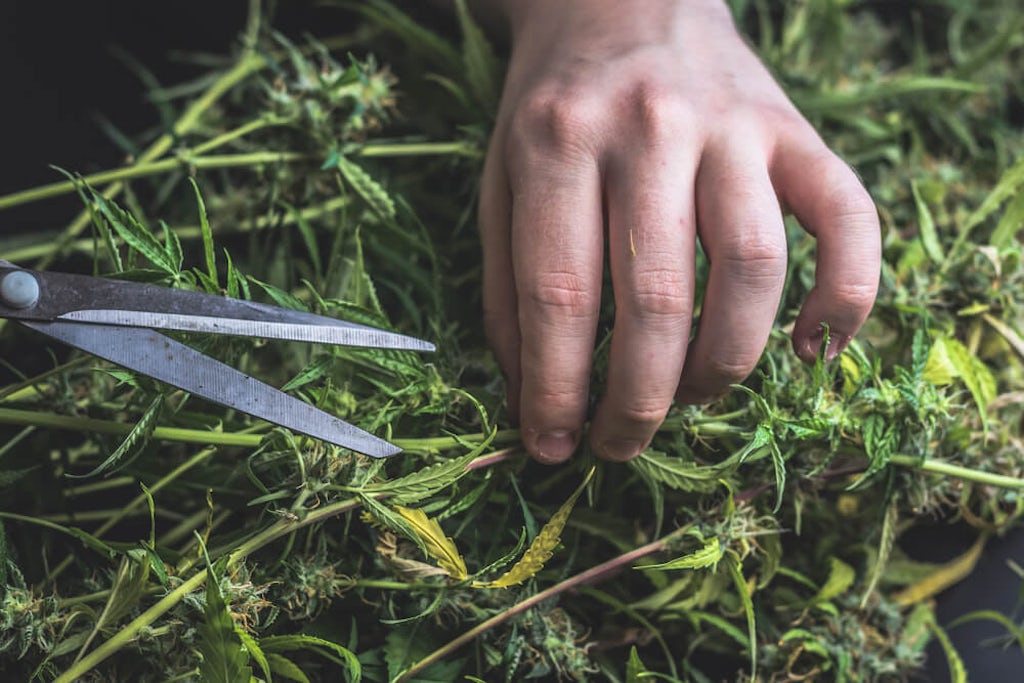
[190,115,291,155]
[395,526,689,682]
[890,454,1024,490]
[1,196,349,262]
[0,152,313,211]
[0,407,265,448]
[0,141,473,214]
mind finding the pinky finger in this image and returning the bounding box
[770,137,881,362]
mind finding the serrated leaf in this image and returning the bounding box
[393,506,468,580]
[636,535,723,572]
[453,0,502,115]
[926,335,996,431]
[892,534,987,607]
[812,557,856,604]
[361,494,433,560]
[365,438,490,504]
[625,646,649,683]
[927,614,967,683]
[965,155,1024,234]
[64,551,152,663]
[726,552,757,679]
[989,190,1024,249]
[628,449,722,493]
[236,626,270,682]
[66,394,163,479]
[912,180,945,264]
[267,652,311,683]
[197,560,252,683]
[260,634,361,681]
[480,467,594,588]
[191,177,218,289]
[337,157,395,219]
[861,500,898,607]
[90,191,178,275]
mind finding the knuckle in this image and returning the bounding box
[615,401,670,429]
[523,270,597,320]
[531,384,587,416]
[509,93,598,156]
[627,268,692,319]
[631,82,688,141]
[705,351,760,386]
[718,235,788,281]
[828,281,878,314]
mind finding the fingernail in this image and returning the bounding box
[535,430,577,463]
[600,439,643,462]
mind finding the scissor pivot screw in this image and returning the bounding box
[1,271,40,309]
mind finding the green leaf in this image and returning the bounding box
[636,535,723,572]
[90,191,178,275]
[861,500,898,607]
[453,0,502,115]
[812,557,856,604]
[337,158,395,220]
[628,449,722,493]
[267,652,311,683]
[965,155,1024,235]
[625,646,649,683]
[65,394,163,479]
[191,178,218,289]
[362,441,489,504]
[236,627,271,682]
[925,335,996,431]
[726,552,757,680]
[198,559,252,683]
[261,634,361,681]
[927,614,967,683]
[990,189,1024,249]
[912,180,945,264]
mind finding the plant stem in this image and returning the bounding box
[395,526,689,682]
[890,454,1024,490]
[0,152,313,210]
[1,195,350,262]
[0,141,473,214]
[0,407,265,448]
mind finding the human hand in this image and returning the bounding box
[479,0,881,464]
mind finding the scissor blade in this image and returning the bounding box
[21,319,400,457]
[0,265,434,352]
[59,310,435,352]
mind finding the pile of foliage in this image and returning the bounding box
[0,0,1023,680]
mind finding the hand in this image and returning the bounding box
[479,0,881,464]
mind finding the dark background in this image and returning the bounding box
[1,2,1022,681]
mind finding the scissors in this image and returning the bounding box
[0,260,434,458]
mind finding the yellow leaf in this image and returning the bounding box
[480,467,595,589]
[892,534,987,607]
[393,506,468,580]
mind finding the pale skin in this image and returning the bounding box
[478,0,882,464]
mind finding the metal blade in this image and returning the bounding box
[58,310,435,352]
[21,319,400,457]
[0,265,434,352]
